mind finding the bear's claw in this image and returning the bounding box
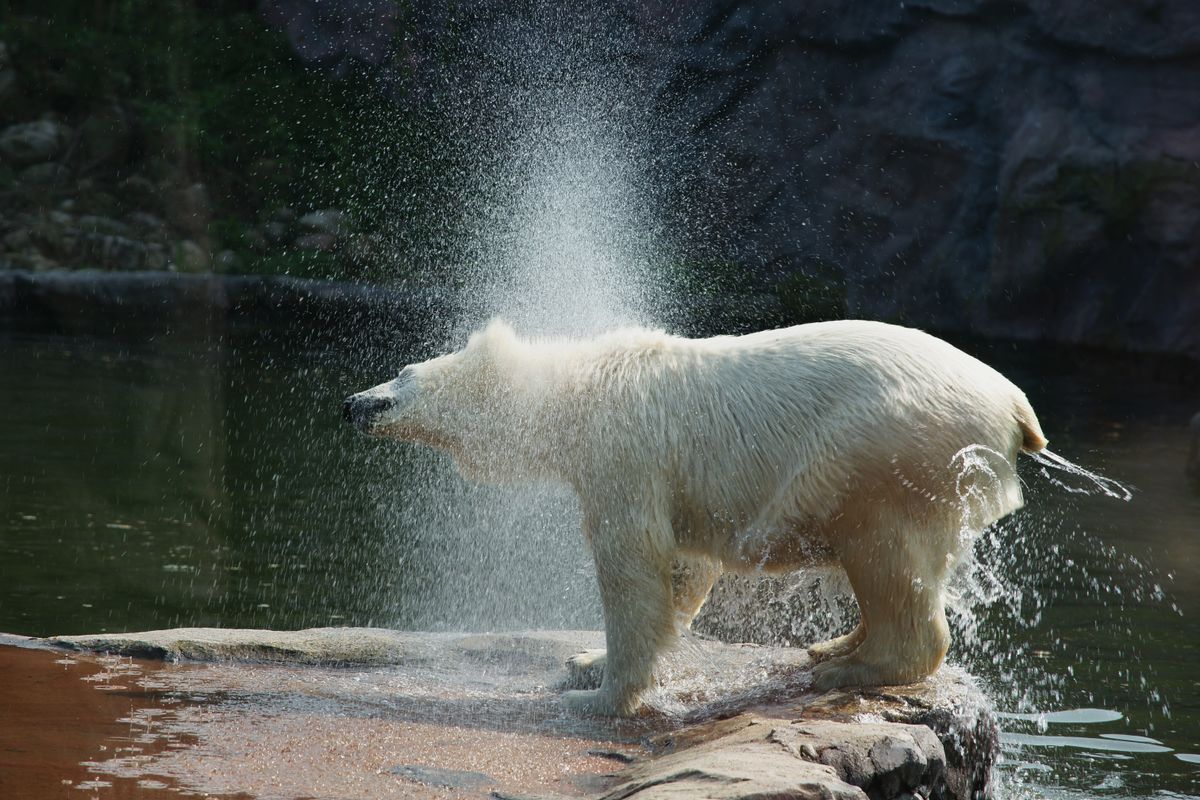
[565,649,607,690]
[811,653,934,692]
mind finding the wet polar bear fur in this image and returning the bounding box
[344,318,1046,717]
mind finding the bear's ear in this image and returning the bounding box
[467,318,519,353]
[483,318,516,340]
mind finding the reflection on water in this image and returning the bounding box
[0,326,1198,798]
[0,327,600,637]
[999,709,1125,725]
[1004,732,1172,755]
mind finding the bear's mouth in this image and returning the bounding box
[343,393,396,432]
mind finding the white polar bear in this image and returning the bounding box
[344,319,1046,716]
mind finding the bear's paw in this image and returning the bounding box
[564,649,606,690]
[807,625,865,662]
[562,687,627,717]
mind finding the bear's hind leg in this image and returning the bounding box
[671,555,722,629]
[808,624,865,662]
[811,534,950,691]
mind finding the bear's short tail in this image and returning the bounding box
[1016,399,1047,453]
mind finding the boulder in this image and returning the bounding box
[298,208,348,236]
[173,239,210,272]
[295,231,338,251]
[78,103,133,167]
[164,182,212,236]
[18,162,69,185]
[262,220,290,245]
[603,725,866,799]
[125,211,166,232]
[75,215,132,237]
[75,235,167,271]
[117,175,159,207]
[0,120,70,166]
[215,249,240,271]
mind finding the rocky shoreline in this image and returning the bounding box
[6,269,1200,378]
[0,27,383,282]
[0,268,450,351]
[4,627,998,800]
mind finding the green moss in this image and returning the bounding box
[1058,164,1160,237]
[1016,159,1200,246]
[1039,208,1068,263]
[0,1,429,279]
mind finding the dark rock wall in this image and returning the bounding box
[677,0,1200,357]
[262,0,1200,359]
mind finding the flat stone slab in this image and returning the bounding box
[24,628,996,799]
[51,626,602,669]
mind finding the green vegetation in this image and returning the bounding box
[0,0,423,279]
[1050,162,1175,239]
[1012,159,1200,263]
[4,1,367,209]
[0,2,843,319]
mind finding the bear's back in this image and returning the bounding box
[629,320,1032,534]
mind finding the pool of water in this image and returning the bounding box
[1,320,1197,798]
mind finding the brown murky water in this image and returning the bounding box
[0,638,637,799]
[0,642,191,799]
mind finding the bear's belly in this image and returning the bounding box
[717,516,839,574]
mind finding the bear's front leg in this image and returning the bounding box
[564,649,606,690]
[563,527,676,717]
[566,556,715,695]
[567,555,720,690]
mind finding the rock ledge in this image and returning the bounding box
[41,627,996,800]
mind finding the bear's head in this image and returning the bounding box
[343,319,549,483]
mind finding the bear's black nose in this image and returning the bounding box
[343,394,395,432]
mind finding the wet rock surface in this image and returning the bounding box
[29,627,997,800]
[0,119,70,165]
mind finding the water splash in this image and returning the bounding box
[942,450,1183,799]
[1027,449,1134,502]
[361,7,696,633]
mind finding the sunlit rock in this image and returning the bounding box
[47,627,997,800]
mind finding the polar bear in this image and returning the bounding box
[343,319,1046,716]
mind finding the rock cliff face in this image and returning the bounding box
[658,0,1200,359]
[263,0,1200,360]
